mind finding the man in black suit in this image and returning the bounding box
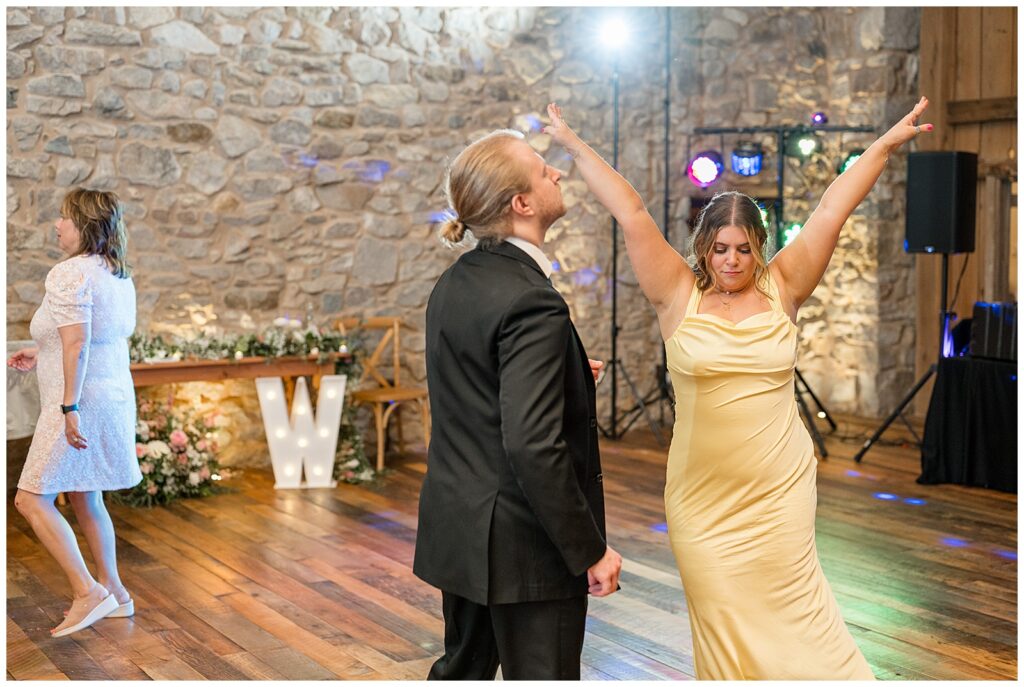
[414,127,622,680]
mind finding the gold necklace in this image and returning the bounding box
[715,286,747,311]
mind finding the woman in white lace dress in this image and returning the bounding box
[8,189,141,638]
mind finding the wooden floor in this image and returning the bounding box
[6,425,1018,680]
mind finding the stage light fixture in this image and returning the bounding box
[838,149,865,174]
[687,150,723,188]
[730,141,763,177]
[599,16,630,50]
[811,111,828,126]
[786,132,819,159]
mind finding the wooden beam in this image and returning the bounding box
[947,97,1017,124]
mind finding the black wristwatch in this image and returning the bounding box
[60,403,79,415]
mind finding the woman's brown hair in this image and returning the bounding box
[439,129,533,248]
[60,188,131,278]
[689,191,771,298]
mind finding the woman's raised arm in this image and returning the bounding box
[544,103,694,326]
[772,97,932,310]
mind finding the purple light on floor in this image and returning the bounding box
[651,522,668,533]
[903,498,926,506]
[940,537,969,548]
[845,469,862,478]
[873,492,899,501]
[994,549,1017,561]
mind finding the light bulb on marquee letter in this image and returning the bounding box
[256,374,347,489]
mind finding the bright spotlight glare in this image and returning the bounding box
[599,18,629,49]
[797,137,817,156]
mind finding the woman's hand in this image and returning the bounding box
[879,96,933,153]
[7,347,39,372]
[543,103,584,157]
[64,411,88,450]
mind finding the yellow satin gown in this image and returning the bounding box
[664,271,875,680]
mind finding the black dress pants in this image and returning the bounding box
[427,591,588,680]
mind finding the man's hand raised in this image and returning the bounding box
[587,546,622,597]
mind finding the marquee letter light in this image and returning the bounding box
[255,374,347,489]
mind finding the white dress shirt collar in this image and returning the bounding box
[504,236,553,279]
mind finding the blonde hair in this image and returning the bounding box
[61,188,131,278]
[690,191,770,298]
[439,129,532,247]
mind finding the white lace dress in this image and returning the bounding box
[19,255,142,494]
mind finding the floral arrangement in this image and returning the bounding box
[115,399,228,507]
[335,404,374,483]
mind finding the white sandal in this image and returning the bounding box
[52,594,118,638]
[106,599,134,618]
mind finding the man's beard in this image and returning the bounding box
[542,197,567,228]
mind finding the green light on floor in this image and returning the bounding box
[783,223,802,246]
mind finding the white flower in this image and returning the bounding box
[273,317,289,327]
[343,459,359,469]
[357,469,373,480]
[188,472,201,486]
[146,440,171,458]
[136,421,150,441]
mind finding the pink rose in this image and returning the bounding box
[140,462,153,474]
[196,440,208,451]
[146,485,158,495]
[169,429,188,448]
[344,470,355,479]
[177,454,189,465]
[199,466,211,480]
[136,443,146,458]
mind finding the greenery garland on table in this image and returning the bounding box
[121,322,377,506]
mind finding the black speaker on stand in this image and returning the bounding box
[854,151,977,463]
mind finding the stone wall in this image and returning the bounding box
[7,7,920,465]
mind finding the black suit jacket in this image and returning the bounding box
[414,241,607,605]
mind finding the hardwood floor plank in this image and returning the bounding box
[7,430,1016,680]
[6,617,67,681]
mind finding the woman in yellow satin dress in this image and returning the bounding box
[543,98,932,679]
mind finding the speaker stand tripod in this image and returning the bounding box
[795,368,837,459]
[597,357,669,444]
[854,253,952,463]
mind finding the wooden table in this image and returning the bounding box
[131,354,349,389]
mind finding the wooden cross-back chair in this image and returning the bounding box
[336,316,430,471]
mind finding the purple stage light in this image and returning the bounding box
[903,498,926,506]
[811,111,828,126]
[687,151,723,188]
[994,549,1017,560]
[651,522,668,533]
[873,492,898,501]
[940,537,969,548]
